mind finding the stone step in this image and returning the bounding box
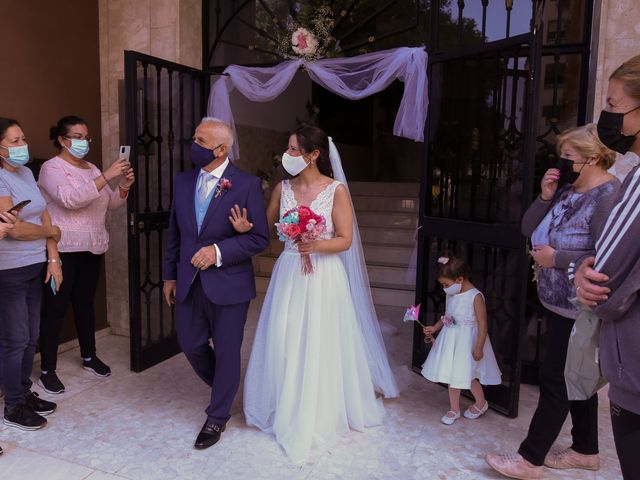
[356,211,418,229]
[370,285,416,307]
[352,196,419,212]
[360,226,416,246]
[255,275,415,307]
[348,182,420,197]
[364,243,415,266]
[366,263,415,286]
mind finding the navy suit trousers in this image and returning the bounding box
[176,276,249,425]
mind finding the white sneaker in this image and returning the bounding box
[464,401,489,419]
[441,410,460,425]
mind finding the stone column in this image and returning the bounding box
[98,0,202,336]
[592,0,640,118]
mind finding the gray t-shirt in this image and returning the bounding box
[0,166,47,270]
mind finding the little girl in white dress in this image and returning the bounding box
[421,255,502,425]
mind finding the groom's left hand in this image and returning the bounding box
[191,246,217,270]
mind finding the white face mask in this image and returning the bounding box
[443,282,462,295]
[282,152,309,176]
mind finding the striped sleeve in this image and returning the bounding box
[590,166,640,322]
[594,166,640,272]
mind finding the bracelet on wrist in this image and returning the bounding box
[539,194,552,202]
[119,185,130,191]
[101,173,109,183]
[47,258,62,265]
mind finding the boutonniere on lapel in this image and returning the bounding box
[215,178,232,198]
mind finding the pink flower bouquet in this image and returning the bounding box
[275,206,326,274]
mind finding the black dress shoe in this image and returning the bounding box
[194,421,225,450]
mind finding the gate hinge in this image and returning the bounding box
[129,213,136,235]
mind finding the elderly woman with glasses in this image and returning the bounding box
[37,115,134,395]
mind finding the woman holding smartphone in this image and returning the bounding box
[0,117,61,431]
[37,116,134,394]
[0,211,16,239]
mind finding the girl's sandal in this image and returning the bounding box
[440,410,460,425]
[464,401,489,419]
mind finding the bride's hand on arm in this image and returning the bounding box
[228,204,253,233]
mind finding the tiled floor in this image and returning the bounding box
[0,297,622,479]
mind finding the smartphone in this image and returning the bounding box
[50,276,57,295]
[9,199,31,214]
[119,145,131,163]
[0,199,31,222]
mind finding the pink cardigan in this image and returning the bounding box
[38,156,127,254]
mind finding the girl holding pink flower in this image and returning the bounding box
[421,255,501,425]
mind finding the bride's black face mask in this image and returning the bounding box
[597,104,640,154]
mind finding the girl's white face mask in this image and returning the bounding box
[443,282,462,295]
[282,152,309,176]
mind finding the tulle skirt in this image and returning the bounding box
[421,323,502,389]
[243,250,385,462]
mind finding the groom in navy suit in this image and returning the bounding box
[163,118,269,449]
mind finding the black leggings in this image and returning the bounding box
[518,311,599,466]
[611,402,640,479]
[40,252,103,371]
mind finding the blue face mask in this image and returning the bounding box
[0,144,30,167]
[66,139,90,159]
[190,142,222,168]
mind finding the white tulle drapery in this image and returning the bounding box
[328,137,399,398]
[207,46,429,160]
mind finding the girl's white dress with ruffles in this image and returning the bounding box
[421,288,502,389]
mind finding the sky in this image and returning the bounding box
[450,0,533,41]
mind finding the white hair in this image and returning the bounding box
[200,117,234,147]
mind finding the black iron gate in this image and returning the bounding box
[124,51,208,371]
[412,29,542,417]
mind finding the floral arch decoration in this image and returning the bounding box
[207,46,428,160]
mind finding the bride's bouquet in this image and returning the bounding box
[276,206,326,275]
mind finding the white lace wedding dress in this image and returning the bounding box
[243,179,385,462]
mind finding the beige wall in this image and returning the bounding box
[98,0,202,336]
[0,0,108,342]
[592,0,640,119]
[0,0,103,163]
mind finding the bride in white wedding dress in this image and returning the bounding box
[242,125,398,462]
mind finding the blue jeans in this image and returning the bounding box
[0,262,44,409]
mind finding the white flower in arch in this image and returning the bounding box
[291,27,318,57]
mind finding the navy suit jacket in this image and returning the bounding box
[163,162,269,305]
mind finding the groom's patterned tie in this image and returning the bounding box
[198,173,216,203]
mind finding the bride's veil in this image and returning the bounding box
[328,137,400,398]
